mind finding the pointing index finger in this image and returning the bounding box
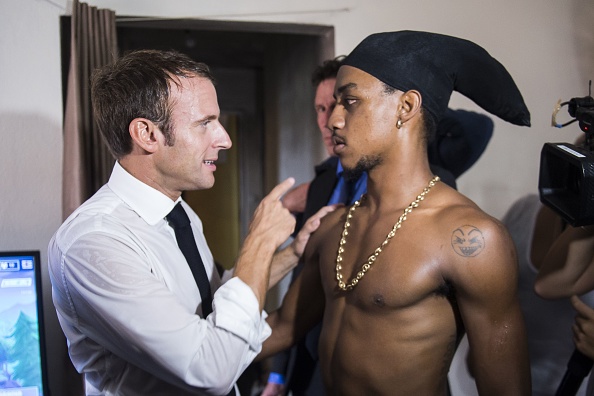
[269,177,296,201]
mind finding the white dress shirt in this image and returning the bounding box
[48,162,271,396]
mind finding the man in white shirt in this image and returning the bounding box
[48,49,332,396]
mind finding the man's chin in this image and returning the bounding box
[339,160,361,182]
[343,155,381,181]
[343,167,363,182]
[190,177,215,191]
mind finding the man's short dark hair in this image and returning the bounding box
[91,49,214,159]
[311,55,346,88]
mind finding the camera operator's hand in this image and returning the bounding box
[571,295,594,360]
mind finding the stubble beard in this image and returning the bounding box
[343,154,382,182]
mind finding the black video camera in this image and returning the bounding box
[539,82,594,226]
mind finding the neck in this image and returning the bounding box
[363,152,434,209]
[119,156,181,202]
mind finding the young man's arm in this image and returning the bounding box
[453,220,531,395]
[257,221,328,361]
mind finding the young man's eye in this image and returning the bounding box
[343,98,357,107]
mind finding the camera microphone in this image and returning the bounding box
[567,96,594,119]
[567,82,594,133]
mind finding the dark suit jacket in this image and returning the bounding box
[294,157,339,243]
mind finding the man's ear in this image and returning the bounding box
[398,90,423,124]
[129,118,159,153]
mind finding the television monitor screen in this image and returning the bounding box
[0,251,49,396]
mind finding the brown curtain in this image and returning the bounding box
[62,0,117,219]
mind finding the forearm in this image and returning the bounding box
[535,225,594,298]
[469,314,531,395]
[234,234,277,310]
[233,177,297,310]
[256,311,296,362]
[56,240,267,394]
[471,344,531,394]
[269,244,300,289]
[257,269,324,362]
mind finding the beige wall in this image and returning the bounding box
[81,0,594,219]
[0,1,66,394]
[1,0,592,394]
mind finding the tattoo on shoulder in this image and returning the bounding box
[451,225,485,257]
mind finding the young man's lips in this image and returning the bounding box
[333,141,346,155]
[332,134,345,146]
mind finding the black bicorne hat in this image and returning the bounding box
[343,30,531,127]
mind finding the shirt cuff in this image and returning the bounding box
[210,277,271,351]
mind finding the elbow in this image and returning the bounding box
[211,366,241,394]
[534,278,563,300]
[190,367,239,396]
[533,280,547,299]
[184,339,252,395]
[209,379,237,396]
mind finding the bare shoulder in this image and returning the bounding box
[442,201,510,258]
[431,189,517,287]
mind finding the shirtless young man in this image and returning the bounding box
[260,31,532,395]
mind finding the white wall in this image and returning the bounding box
[0,0,67,395]
[85,0,594,219]
[1,0,592,394]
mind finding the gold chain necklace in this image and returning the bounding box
[335,176,440,291]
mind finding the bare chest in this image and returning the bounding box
[318,213,454,311]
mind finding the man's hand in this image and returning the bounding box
[571,295,594,359]
[291,204,341,257]
[246,178,297,250]
[234,178,296,308]
[281,182,310,214]
[268,204,340,289]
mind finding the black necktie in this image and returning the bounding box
[167,203,237,396]
[166,203,213,317]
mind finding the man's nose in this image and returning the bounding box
[328,107,343,131]
[216,123,232,149]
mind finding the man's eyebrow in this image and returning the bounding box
[336,82,357,96]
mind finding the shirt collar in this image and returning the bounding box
[108,162,180,225]
[335,159,344,176]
